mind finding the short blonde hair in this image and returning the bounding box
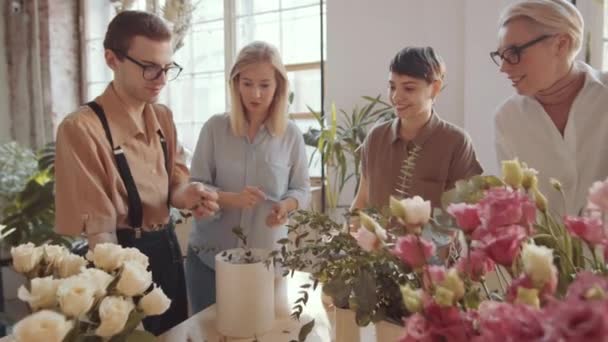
[228,41,289,137]
[498,0,583,62]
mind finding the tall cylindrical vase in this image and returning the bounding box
[334,306,360,342]
[374,319,404,342]
[215,248,275,338]
[275,275,291,318]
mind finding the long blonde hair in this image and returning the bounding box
[498,0,583,62]
[228,41,289,137]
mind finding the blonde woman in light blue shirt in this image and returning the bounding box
[185,41,311,314]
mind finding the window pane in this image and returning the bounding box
[164,77,193,124]
[84,1,115,39]
[292,118,322,177]
[281,0,321,10]
[86,39,113,83]
[603,42,608,71]
[281,6,323,64]
[236,13,281,51]
[87,82,109,102]
[236,0,280,16]
[605,1,608,39]
[288,69,321,113]
[167,72,226,152]
[191,21,225,73]
[173,31,193,69]
[130,0,147,11]
[192,0,224,23]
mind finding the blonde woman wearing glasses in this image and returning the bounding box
[185,41,310,314]
[493,0,608,215]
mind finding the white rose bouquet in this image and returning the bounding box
[9,242,171,342]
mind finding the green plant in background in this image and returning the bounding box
[1,142,71,250]
[0,142,38,205]
[303,96,394,210]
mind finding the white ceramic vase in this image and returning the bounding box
[374,319,404,342]
[334,306,360,342]
[215,248,275,338]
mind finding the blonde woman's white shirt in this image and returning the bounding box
[495,61,608,215]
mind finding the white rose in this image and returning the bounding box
[42,245,68,266]
[121,247,149,269]
[17,276,59,310]
[57,277,96,317]
[139,286,171,316]
[11,243,43,273]
[96,296,135,337]
[116,261,153,297]
[400,196,432,226]
[522,243,556,287]
[57,253,88,278]
[90,243,124,272]
[391,196,432,228]
[78,268,114,297]
[13,310,73,342]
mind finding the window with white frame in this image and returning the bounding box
[604,0,608,70]
[81,0,325,177]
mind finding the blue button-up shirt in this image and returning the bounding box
[188,113,310,268]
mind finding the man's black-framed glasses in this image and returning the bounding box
[490,34,553,66]
[116,51,183,81]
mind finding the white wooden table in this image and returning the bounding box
[158,271,333,342]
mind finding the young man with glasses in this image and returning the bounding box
[54,11,219,335]
[492,0,608,215]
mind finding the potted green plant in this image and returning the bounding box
[271,209,410,342]
[303,96,394,212]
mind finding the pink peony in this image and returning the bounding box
[456,249,495,282]
[564,216,605,246]
[447,203,481,233]
[392,235,435,269]
[474,224,527,267]
[477,187,536,231]
[588,178,608,212]
[350,227,380,252]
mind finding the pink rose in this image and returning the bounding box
[474,224,527,267]
[350,227,380,252]
[400,313,432,342]
[588,178,608,212]
[456,249,495,282]
[422,265,447,290]
[392,235,435,269]
[474,302,547,342]
[548,299,608,342]
[564,216,605,246]
[424,302,475,342]
[447,203,481,233]
[566,271,608,301]
[478,188,536,231]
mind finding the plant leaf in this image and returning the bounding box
[298,319,315,342]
